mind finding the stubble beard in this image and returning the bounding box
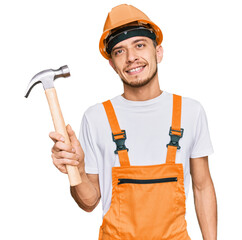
[120,64,158,88]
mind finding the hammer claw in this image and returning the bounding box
[24,65,70,98]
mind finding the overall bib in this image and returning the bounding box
[98,94,191,240]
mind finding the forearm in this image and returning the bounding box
[70,172,100,212]
[193,180,217,240]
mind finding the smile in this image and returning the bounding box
[126,65,146,75]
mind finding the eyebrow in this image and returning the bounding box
[111,38,148,53]
[132,38,148,44]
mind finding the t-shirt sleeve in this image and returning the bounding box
[190,103,214,158]
[78,113,99,174]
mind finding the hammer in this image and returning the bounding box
[25,65,82,186]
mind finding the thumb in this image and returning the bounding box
[66,124,79,145]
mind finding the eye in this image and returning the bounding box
[137,43,145,48]
[114,49,123,56]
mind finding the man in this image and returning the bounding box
[49,4,217,240]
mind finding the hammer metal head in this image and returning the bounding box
[24,65,70,98]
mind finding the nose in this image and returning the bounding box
[126,47,138,64]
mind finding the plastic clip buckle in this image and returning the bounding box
[112,130,129,154]
[166,127,184,149]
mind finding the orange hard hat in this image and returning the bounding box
[99,4,163,59]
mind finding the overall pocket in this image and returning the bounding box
[118,177,177,185]
[118,176,179,240]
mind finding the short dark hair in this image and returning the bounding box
[152,39,158,48]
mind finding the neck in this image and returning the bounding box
[121,75,163,101]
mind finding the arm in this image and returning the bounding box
[49,124,101,212]
[190,156,217,240]
[70,173,101,212]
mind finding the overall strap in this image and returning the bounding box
[166,94,184,164]
[102,100,130,167]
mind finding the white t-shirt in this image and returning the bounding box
[78,91,214,218]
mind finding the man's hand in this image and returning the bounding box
[49,124,85,175]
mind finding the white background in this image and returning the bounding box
[1,0,241,239]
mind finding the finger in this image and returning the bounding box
[49,132,65,143]
[66,124,80,146]
[57,164,68,174]
[53,150,79,160]
[52,141,75,153]
[52,154,80,166]
[52,155,67,174]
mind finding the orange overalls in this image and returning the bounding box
[98,94,191,240]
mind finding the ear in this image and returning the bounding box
[109,59,117,73]
[156,45,163,63]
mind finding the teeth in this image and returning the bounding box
[128,66,143,73]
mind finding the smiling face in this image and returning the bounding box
[109,36,163,88]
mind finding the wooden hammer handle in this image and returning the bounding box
[45,88,82,186]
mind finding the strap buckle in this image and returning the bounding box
[112,130,129,154]
[166,127,184,149]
